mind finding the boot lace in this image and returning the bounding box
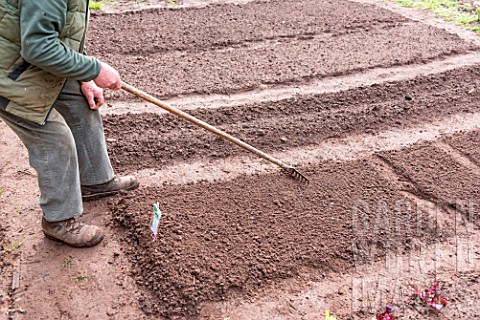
[64,219,84,235]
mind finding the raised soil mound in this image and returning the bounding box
[88,0,478,99]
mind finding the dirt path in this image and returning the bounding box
[104,52,480,115]
[0,126,143,320]
[98,0,257,13]
[1,0,480,319]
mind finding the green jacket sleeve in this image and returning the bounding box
[18,0,101,82]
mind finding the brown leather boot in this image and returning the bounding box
[42,218,104,247]
[81,175,139,201]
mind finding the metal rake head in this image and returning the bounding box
[284,167,309,185]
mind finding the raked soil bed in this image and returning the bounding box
[89,1,480,317]
[104,65,480,173]
[3,0,479,319]
[88,0,478,100]
[104,64,480,318]
[108,159,438,319]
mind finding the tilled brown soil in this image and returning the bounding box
[88,0,478,99]
[90,0,408,54]
[381,137,480,222]
[3,0,480,319]
[104,65,480,173]
[93,1,480,315]
[447,130,480,165]
[109,159,437,318]
[103,64,480,318]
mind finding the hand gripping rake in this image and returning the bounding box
[121,82,309,185]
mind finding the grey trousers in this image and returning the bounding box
[0,79,114,222]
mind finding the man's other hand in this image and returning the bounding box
[93,62,122,90]
[81,80,105,110]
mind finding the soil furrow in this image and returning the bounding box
[447,131,480,168]
[133,111,480,187]
[104,65,480,173]
[98,0,259,14]
[380,143,480,223]
[93,22,415,58]
[102,24,475,99]
[89,0,476,99]
[105,52,480,114]
[89,0,408,54]
[108,129,480,319]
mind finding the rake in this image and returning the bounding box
[121,82,309,185]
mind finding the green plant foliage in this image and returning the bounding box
[89,0,103,10]
[395,0,480,32]
[72,275,90,281]
[325,310,337,320]
[2,239,24,253]
[61,258,75,269]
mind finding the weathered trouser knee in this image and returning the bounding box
[0,108,83,221]
[0,79,114,222]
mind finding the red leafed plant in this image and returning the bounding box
[413,281,448,311]
[373,305,396,320]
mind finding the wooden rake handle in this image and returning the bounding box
[121,82,291,168]
[121,82,309,184]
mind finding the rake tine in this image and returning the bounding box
[284,167,310,185]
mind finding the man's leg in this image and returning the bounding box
[55,79,115,186]
[0,108,104,247]
[54,79,138,200]
[0,108,82,221]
